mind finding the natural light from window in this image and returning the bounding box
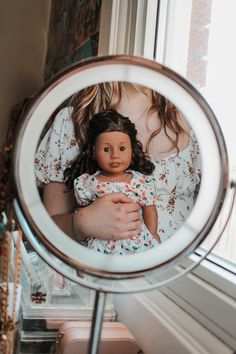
[159,0,236,267]
[196,1,236,266]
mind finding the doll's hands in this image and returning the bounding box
[74,192,141,241]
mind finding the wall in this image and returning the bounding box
[187,0,212,88]
[45,0,101,82]
[0,1,51,146]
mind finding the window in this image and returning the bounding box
[155,0,236,267]
[99,1,236,348]
[101,0,236,267]
[154,0,236,348]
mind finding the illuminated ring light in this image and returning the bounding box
[13,55,228,293]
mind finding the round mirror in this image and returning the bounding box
[13,55,228,291]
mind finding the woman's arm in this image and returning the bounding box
[143,204,161,243]
[43,182,76,237]
[43,182,141,240]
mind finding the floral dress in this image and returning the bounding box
[35,107,201,242]
[73,171,159,254]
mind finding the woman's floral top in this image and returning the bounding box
[73,171,159,254]
[35,107,201,242]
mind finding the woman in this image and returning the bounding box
[35,82,201,243]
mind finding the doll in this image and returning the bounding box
[65,109,160,255]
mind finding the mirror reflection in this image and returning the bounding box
[34,82,201,255]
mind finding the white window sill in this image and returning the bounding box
[114,277,234,353]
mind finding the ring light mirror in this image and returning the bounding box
[13,55,228,293]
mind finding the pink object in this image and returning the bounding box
[55,321,142,354]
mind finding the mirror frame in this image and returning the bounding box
[13,55,228,279]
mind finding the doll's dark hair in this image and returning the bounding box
[64,110,155,189]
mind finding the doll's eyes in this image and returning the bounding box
[103,146,126,152]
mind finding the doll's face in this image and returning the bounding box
[94,131,132,176]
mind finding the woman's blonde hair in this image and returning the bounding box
[69,82,184,153]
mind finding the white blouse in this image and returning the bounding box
[35,107,201,242]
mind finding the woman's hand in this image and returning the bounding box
[43,183,141,240]
[74,192,141,240]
